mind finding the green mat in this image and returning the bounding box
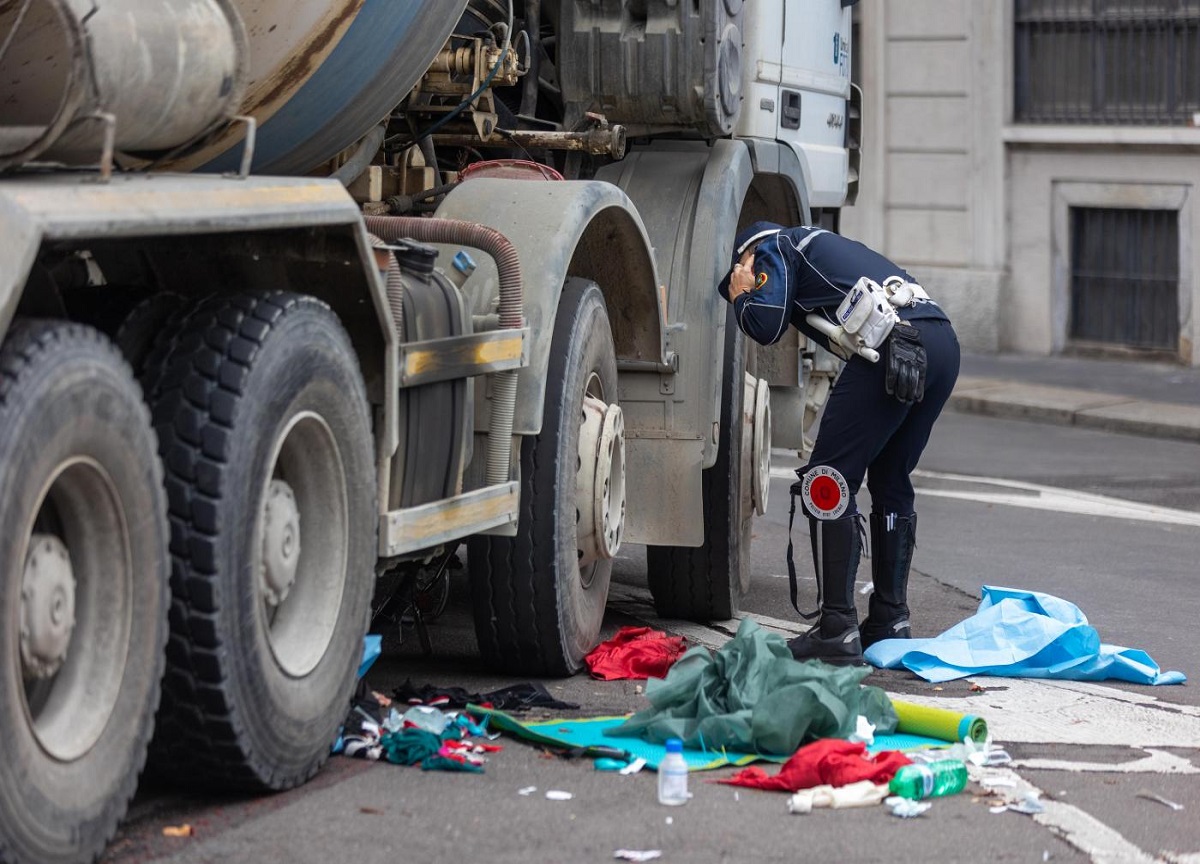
[470,705,956,772]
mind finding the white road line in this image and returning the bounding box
[889,678,1200,748]
[914,469,1200,528]
[769,466,1200,527]
[1012,748,1199,775]
[977,767,1157,864]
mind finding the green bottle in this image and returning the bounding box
[888,760,968,800]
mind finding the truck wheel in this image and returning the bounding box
[145,292,375,790]
[468,278,624,675]
[647,306,751,620]
[0,321,168,864]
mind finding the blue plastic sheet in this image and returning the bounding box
[864,586,1185,685]
[358,634,382,679]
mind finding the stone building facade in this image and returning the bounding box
[841,0,1200,366]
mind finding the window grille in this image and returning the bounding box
[1014,0,1200,124]
[1069,206,1180,351]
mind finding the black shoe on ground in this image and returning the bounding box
[860,616,911,650]
[787,624,865,666]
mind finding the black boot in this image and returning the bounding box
[861,512,916,649]
[787,514,864,666]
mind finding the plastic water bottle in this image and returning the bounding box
[657,738,689,806]
[888,759,968,800]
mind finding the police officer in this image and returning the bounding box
[718,221,960,665]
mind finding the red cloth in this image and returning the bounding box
[584,626,687,680]
[717,738,912,792]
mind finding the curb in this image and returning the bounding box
[948,376,1200,445]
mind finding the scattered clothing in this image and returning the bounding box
[585,626,687,681]
[865,586,1186,685]
[605,618,898,755]
[787,780,890,814]
[381,729,442,766]
[718,739,911,792]
[393,680,580,711]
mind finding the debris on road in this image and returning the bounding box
[787,781,890,813]
[1136,789,1184,811]
[518,786,538,796]
[717,739,911,792]
[613,851,662,862]
[886,797,932,818]
[392,680,579,711]
[162,825,194,838]
[585,626,687,680]
[865,586,1186,685]
[545,790,574,801]
[606,618,899,755]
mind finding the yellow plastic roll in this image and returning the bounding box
[892,700,988,744]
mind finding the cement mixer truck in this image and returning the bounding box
[0,1,859,860]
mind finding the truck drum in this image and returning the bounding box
[143,292,375,791]
[0,321,169,864]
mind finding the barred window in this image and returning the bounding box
[1069,207,1180,352]
[1014,0,1200,124]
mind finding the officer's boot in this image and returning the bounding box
[860,512,916,649]
[787,514,864,665]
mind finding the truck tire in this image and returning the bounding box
[468,278,619,676]
[115,293,185,374]
[144,292,375,791]
[0,321,168,864]
[646,306,751,620]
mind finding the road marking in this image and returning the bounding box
[977,767,1158,864]
[1012,748,1199,775]
[891,677,1200,748]
[768,466,1200,527]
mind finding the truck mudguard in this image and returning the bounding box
[596,139,754,472]
[433,177,666,436]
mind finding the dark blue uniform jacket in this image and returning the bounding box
[722,226,949,350]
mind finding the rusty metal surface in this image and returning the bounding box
[189,0,469,175]
[398,329,529,389]
[380,480,518,557]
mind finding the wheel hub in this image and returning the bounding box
[576,395,626,568]
[260,479,301,606]
[20,534,77,680]
[751,376,772,516]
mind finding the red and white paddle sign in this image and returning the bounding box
[801,465,849,519]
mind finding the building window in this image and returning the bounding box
[1069,206,1180,352]
[1014,0,1200,125]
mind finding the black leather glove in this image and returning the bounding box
[885,323,927,403]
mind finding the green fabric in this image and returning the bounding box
[380,729,442,765]
[604,618,898,755]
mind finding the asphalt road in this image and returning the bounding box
[103,411,1200,864]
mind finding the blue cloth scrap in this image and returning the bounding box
[358,634,383,679]
[864,586,1185,686]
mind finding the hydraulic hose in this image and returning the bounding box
[363,216,523,488]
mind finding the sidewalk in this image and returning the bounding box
[950,352,1200,444]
